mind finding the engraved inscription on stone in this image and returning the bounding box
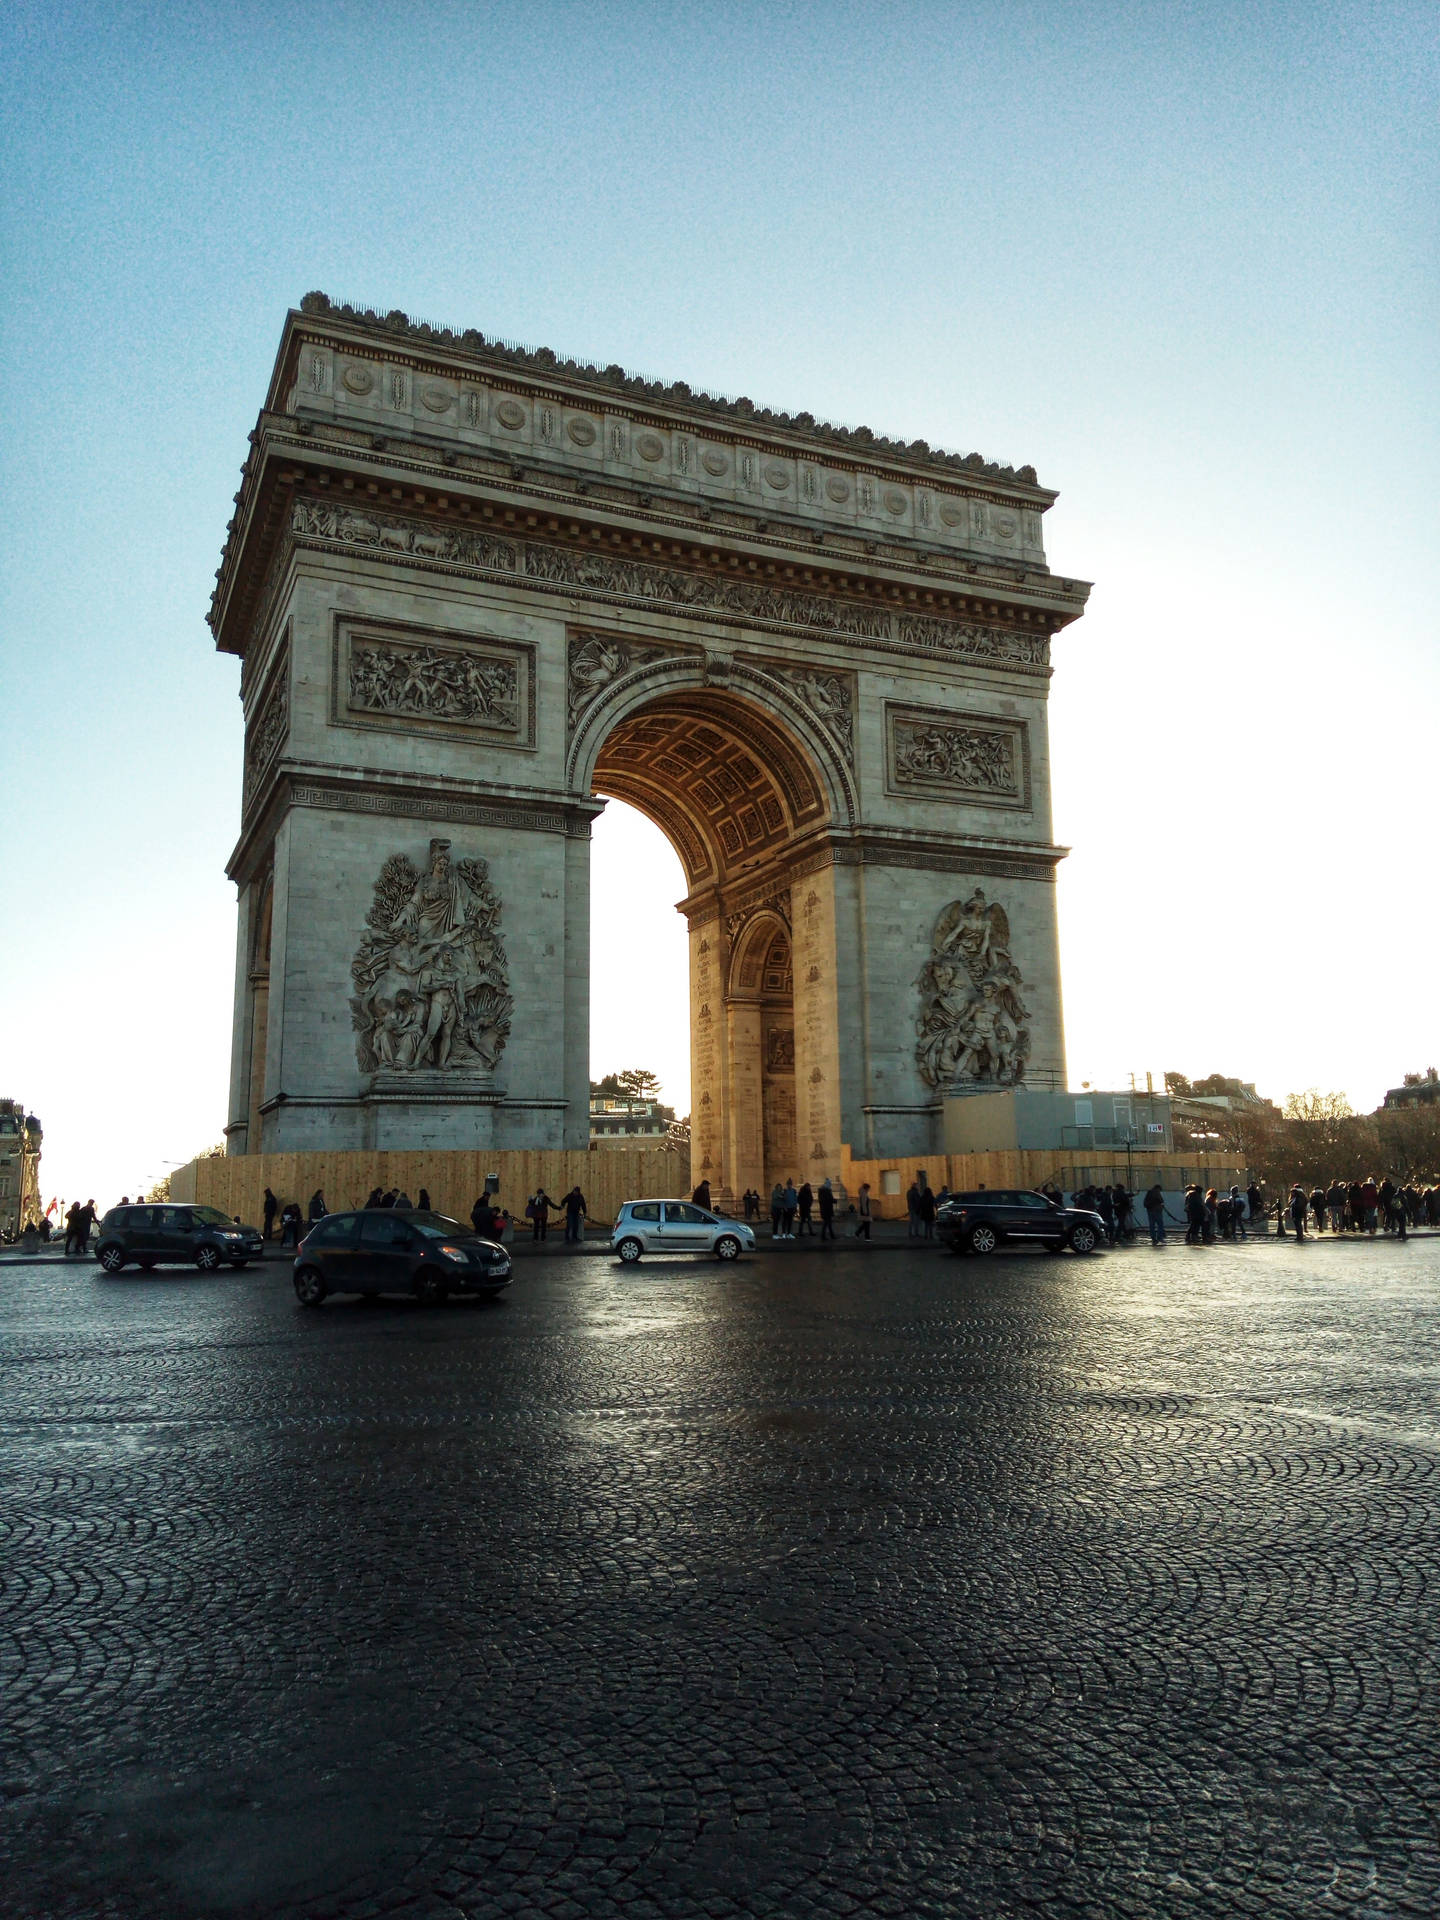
[348,638,519,733]
[915,890,1030,1091]
[351,838,512,1077]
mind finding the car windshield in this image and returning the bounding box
[192,1207,239,1226]
[409,1213,471,1238]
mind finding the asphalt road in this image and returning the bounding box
[3,1234,1438,1919]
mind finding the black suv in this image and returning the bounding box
[293,1210,513,1306]
[95,1204,264,1273]
[936,1190,1104,1256]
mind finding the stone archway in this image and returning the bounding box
[574,668,848,1202]
[213,298,1087,1173]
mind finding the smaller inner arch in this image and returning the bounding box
[591,690,826,886]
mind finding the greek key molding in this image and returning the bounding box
[885,703,1031,810]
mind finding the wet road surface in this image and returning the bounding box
[3,1234,1438,1918]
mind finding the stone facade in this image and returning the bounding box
[213,296,1089,1194]
[0,1099,42,1238]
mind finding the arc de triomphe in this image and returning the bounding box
[214,296,1089,1196]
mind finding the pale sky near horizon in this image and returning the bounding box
[2,1,1436,1207]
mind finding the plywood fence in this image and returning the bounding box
[170,1148,688,1230]
[172,1144,1251,1228]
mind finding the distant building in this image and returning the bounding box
[590,1096,672,1148]
[1384,1075,1440,1111]
[0,1099,42,1238]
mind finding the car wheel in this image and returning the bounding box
[415,1268,448,1304]
[966,1223,999,1256]
[98,1244,126,1273]
[714,1234,741,1261]
[195,1244,222,1272]
[293,1267,327,1306]
[616,1237,643,1264]
[1068,1224,1099,1254]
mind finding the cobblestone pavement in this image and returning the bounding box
[3,1236,1439,1919]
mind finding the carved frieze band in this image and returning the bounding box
[885,703,1030,810]
[243,640,289,811]
[289,498,1051,674]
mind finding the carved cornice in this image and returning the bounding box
[293,292,1046,490]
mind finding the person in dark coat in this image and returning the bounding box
[817,1178,836,1240]
[796,1182,814,1235]
[307,1190,327,1222]
[691,1179,712,1210]
[263,1188,279,1240]
[1184,1185,1205,1244]
[917,1180,937,1240]
[561,1186,588,1244]
[365,1188,385,1209]
[417,1188,431,1212]
[1289,1185,1308,1237]
[1143,1183,1166,1245]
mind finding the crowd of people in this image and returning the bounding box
[741,1178,871,1240]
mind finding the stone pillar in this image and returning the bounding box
[688,919,726,1198]
[225,882,257,1154]
[791,869,845,1186]
[562,823,593,1149]
[724,998,765,1203]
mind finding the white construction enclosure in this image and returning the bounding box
[214,297,1089,1203]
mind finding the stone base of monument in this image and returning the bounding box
[362,1072,507,1149]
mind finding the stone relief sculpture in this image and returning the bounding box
[351,839,512,1076]
[567,633,674,729]
[292,499,516,573]
[893,718,1018,796]
[243,671,288,808]
[915,890,1030,1090]
[349,640,519,731]
[759,663,854,763]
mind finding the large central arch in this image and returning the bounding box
[213,299,1087,1186]
[576,666,849,1198]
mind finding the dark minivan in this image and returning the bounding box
[936,1190,1105,1257]
[95,1204,264,1273]
[293,1210,513,1306]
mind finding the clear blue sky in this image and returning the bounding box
[2,2,1435,1203]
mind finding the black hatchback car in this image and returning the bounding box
[292,1209,513,1306]
[95,1204,264,1273]
[936,1190,1105,1256]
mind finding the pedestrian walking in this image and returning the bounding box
[1289,1185,1308,1238]
[692,1179,712,1210]
[263,1187,279,1240]
[561,1185,588,1244]
[918,1178,936,1241]
[308,1189,328,1223]
[527,1189,556,1241]
[1229,1186,1248,1240]
[781,1180,798,1238]
[854,1182,872,1239]
[1184,1184,1205,1245]
[817,1178,836,1240]
[1359,1176,1380,1234]
[279,1201,303,1248]
[364,1187,384,1209]
[906,1178,922,1239]
[417,1188,431,1212]
[1143,1182,1166,1245]
[797,1181,814,1235]
[770,1181,784,1239]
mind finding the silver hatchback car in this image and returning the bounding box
[611,1199,756,1263]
